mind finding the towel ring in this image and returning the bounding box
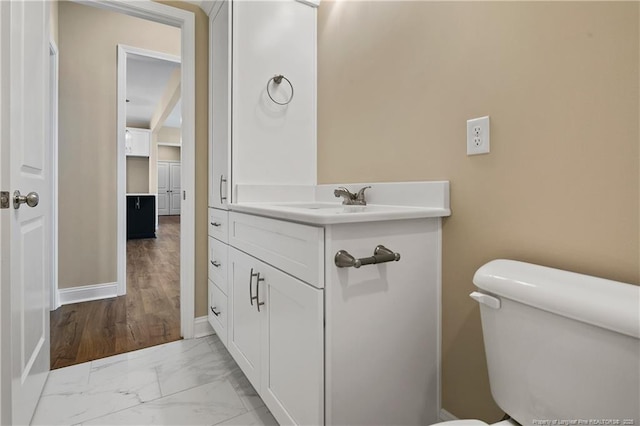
[266,74,294,105]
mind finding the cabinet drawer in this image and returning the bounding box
[208,280,228,347]
[229,212,324,288]
[208,208,229,243]
[208,237,228,294]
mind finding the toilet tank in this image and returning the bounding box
[472,260,640,425]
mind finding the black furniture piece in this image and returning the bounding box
[127,195,156,239]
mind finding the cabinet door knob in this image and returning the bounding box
[210,222,221,227]
[210,306,220,317]
[210,260,221,268]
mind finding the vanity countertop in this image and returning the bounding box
[230,181,451,225]
[229,202,450,225]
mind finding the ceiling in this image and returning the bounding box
[126,54,181,129]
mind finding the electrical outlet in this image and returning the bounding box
[467,116,490,155]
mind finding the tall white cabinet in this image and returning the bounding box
[207,0,317,358]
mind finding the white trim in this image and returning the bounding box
[49,39,59,311]
[91,0,197,339]
[194,316,214,338]
[439,408,459,422]
[58,282,118,306]
[437,218,443,419]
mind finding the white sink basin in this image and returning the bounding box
[275,203,343,210]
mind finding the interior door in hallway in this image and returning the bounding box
[157,161,170,215]
[1,1,51,423]
[169,162,181,215]
[158,161,180,215]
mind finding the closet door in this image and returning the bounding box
[157,162,170,216]
[169,162,181,215]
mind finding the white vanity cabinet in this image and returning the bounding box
[125,127,150,157]
[222,207,442,425]
[228,247,324,425]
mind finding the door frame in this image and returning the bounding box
[117,44,181,293]
[73,0,196,338]
[49,39,59,310]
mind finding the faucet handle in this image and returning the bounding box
[355,186,371,203]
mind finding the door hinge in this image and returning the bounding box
[0,191,9,209]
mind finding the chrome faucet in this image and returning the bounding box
[334,186,371,206]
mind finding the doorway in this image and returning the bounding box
[48,1,196,369]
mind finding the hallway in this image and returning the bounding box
[50,216,181,369]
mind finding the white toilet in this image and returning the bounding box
[440,259,640,425]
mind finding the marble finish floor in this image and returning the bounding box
[32,335,278,426]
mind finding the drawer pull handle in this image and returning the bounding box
[219,175,227,204]
[210,222,221,227]
[210,260,221,268]
[256,272,265,312]
[210,306,221,317]
[249,268,259,306]
[335,245,401,268]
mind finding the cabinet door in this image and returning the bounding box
[209,0,230,209]
[126,128,150,157]
[227,247,262,390]
[259,259,324,426]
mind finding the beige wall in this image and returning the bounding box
[318,1,639,421]
[126,158,150,193]
[157,126,181,143]
[58,2,181,289]
[158,145,181,162]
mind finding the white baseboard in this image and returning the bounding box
[194,316,214,338]
[58,282,118,306]
[440,408,459,421]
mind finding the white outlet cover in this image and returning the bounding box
[467,116,490,155]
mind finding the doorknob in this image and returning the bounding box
[13,190,39,209]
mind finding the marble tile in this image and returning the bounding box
[90,337,214,376]
[32,366,161,425]
[207,335,264,412]
[215,406,278,426]
[227,367,264,412]
[83,379,247,426]
[42,362,91,396]
[156,336,239,396]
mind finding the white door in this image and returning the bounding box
[227,247,262,390]
[169,162,181,215]
[157,162,170,215]
[1,1,51,424]
[210,0,230,210]
[259,258,323,426]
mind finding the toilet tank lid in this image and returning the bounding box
[473,260,640,339]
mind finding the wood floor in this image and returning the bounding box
[50,216,181,369]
